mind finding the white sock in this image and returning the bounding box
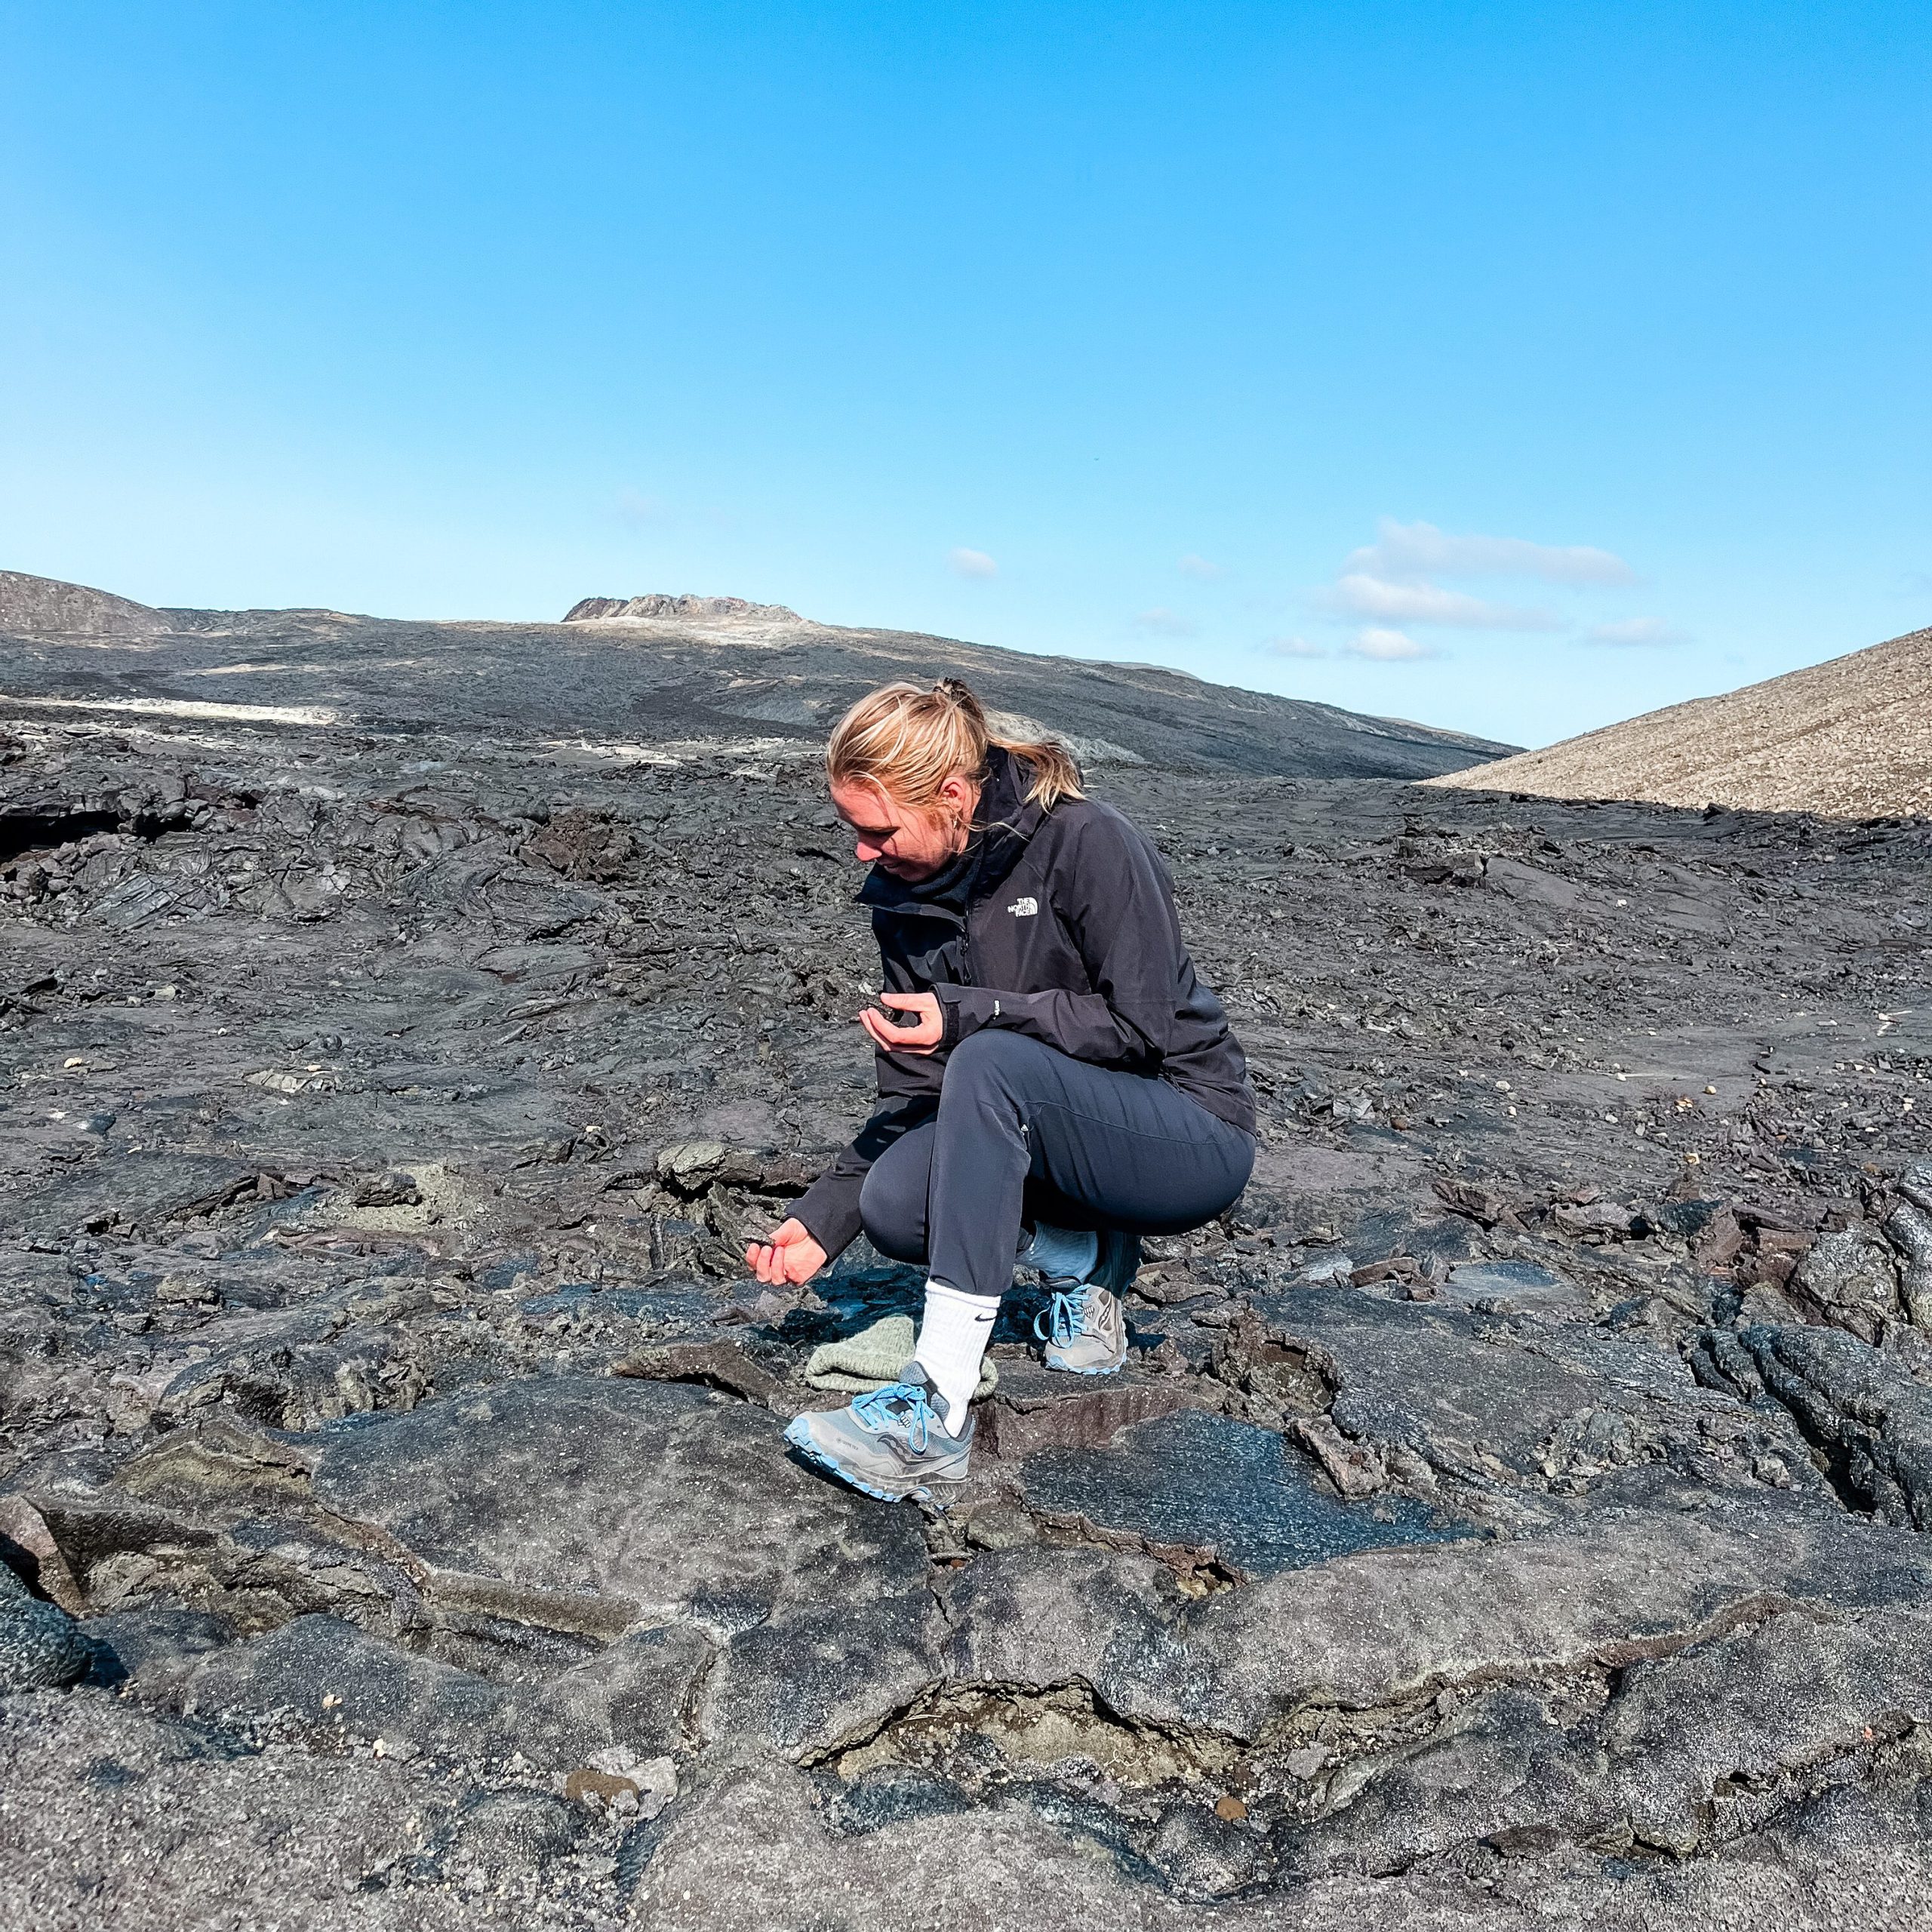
[913,1278,996,1433]
[1019,1220,1099,1284]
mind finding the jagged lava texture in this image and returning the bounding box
[1,575,1930,1928]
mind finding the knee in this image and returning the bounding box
[859,1161,926,1263]
[943,1026,1050,1096]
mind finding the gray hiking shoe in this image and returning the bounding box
[783,1364,974,1503]
[1034,1228,1138,1375]
[1035,1283,1128,1374]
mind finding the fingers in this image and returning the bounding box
[859,1004,943,1052]
[748,1226,817,1287]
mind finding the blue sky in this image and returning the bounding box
[2,2,1927,747]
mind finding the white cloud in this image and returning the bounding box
[949,547,998,580]
[1346,518,1633,586]
[1177,553,1223,580]
[1346,627,1435,661]
[1264,634,1328,658]
[1327,573,1558,630]
[1582,616,1688,647]
[1136,607,1198,636]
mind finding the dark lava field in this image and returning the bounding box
[2,587,1931,1930]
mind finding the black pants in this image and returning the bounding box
[858,1030,1255,1300]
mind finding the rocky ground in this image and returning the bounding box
[2,610,1932,1928]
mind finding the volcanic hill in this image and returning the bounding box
[1429,622,1932,818]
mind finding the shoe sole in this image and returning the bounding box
[783,1417,963,1505]
[1043,1345,1128,1377]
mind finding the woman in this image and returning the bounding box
[746,677,1255,1501]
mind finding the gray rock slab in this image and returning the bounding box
[306,1374,930,1623]
[1439,1258,1589,1318]
[302,1375,940,1754]
[946,1483,1932,1746]
[1280,1602,1932,1875]
[10,1152,260,1240]
[1253,1286,1804,1496]
[174,1611,709,1766]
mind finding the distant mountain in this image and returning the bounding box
[0,570,1518,779]
[1427,623,1932,818]
[565,593,801,623]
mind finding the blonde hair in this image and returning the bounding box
[826,677,1085,815]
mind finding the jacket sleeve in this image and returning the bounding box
[931,811,1180,1069]
[789,1094,934,1260]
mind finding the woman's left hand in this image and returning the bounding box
[858,990,943,1055]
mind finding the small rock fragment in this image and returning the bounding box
[614,1340,778,1404]
[565,1767,639,1811]
[352,1171,422,1208]
[1791,1227,1899,1344]
[1292,1414,1388,1497]
[1431,1177,1524,1231]
[657,1141,728,1191]
[156,1272,219,1306]
[963,1505,1039,1552]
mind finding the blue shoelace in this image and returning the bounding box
[1035,1287,1095,1351]
[851,1380,940,1453]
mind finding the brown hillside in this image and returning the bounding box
[1427,623,1932,817]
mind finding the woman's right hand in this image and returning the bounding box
[744,1217,828,1287]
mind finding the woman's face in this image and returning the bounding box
[829,774,975,881]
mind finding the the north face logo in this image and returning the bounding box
[1008,895,1038,918]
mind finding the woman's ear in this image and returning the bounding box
[937,771,977,818]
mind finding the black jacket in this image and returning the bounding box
[792,764,1254,1258]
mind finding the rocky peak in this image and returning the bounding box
[563,592,802,624]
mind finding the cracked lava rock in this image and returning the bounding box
[2,584,1932,1929]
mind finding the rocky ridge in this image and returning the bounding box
[0,576,1930,1927]
[0,569,1516,780]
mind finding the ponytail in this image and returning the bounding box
[826,676,1084,812]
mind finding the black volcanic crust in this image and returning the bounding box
[0,569,1516,777]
